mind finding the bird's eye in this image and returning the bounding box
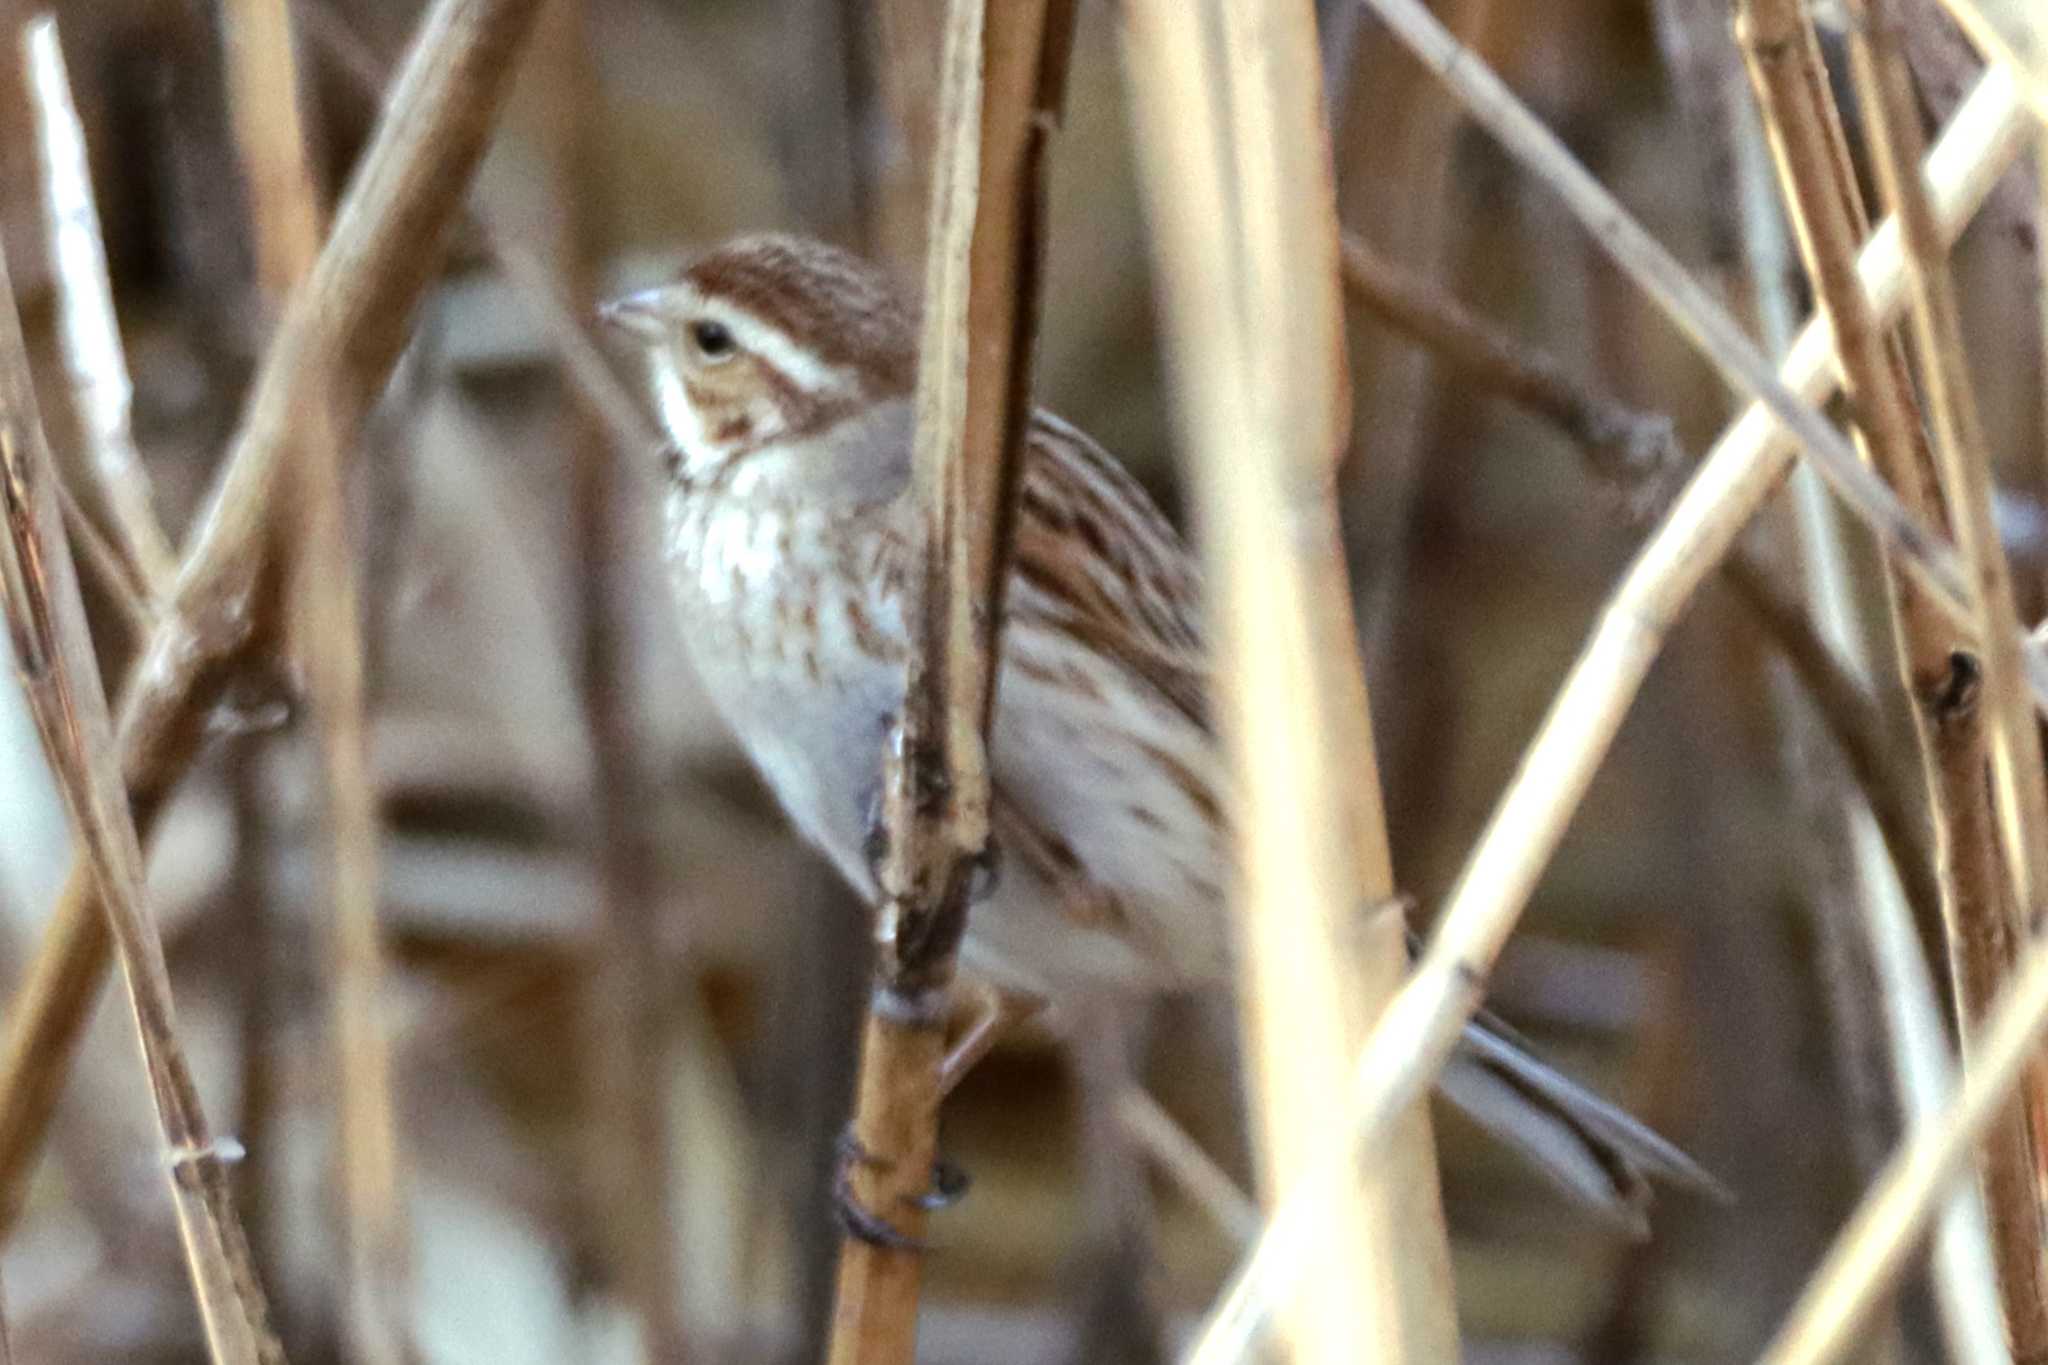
[691,319,736,361]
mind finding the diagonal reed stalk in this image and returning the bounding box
[1180,31,2037,1362]
[0,233,281,1364]
[824,2,1075,1362]
[0,0,547,1244]
[217,0,417,1357]
[1120,0,1459,1360]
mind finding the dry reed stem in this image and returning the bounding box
[1700,8,2010,1352]
[1740,3,2048,1352]
[53,475,154,641]
[0,0,546,1245]
[1121,1,1459,1361]
[1853,2,2048,1353]
[530,0,690,1351]
[219,0,416,1357]
[24,19,176,606]
[1181,59,2034,1365]
[824,2,1074,1361]
[1337,230,1935,922]
[1855,0,2048,931]
[1760,915,2048,1364]
[1934,0,2048,113]
[0,238,281,1365]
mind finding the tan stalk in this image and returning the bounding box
[1739,2,2048,1353]
[824,2,1075,1362]
[1181,56,2035,1365]
[1120,0,1459,1361]
[1855,0,2048,927]
[24,18,176,606]
[0,0,547,1244]
[0,235,281,1364]
[218,0,417,1357]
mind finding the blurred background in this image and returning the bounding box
[0,0,2041,1360]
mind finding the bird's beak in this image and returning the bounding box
[596,289,670,342]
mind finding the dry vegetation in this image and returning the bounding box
[1,0,2047,1362]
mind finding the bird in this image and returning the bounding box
[600,231,1715,1236]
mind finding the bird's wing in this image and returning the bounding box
[1006,411,1210,734]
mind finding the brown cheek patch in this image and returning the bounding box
[712,413,754,446]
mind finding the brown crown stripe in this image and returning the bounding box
[684,234,917,397]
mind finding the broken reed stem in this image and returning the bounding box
[824,3,1073,1363]
[1739,3,2048,1354]
[0,0,547,1246]
[24,18,176,605]
[0,239,281,1365]
[1336,231,1936,922]
[1181,57,2035,1365]
[1122,1,1459,1362]
[219,0,416,1357]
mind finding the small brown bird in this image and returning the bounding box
[603,232,1713,1232]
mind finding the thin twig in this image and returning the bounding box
[24,18,178,605]
[1339,232,1684,514]
[0,234,281,1365]
[824,2,1074,1362]
[53,475,154,641]
[1116,1090,1261,1247]
[218,0,416,1357]
[1123,1,1460,1361]
[0,0,548,1245]
[1180,59,2035,1365]
[1740,2,2048,1351]
[1336,232,1935,921]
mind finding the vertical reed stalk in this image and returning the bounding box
[824,3,1074,1362]
[1738,4,2048,1353]
[1120,0,1459,1360]
[218,1,415,1355]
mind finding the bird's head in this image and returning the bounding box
[600,234,918,486]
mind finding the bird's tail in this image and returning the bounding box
[1435,1015,1725,1237]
